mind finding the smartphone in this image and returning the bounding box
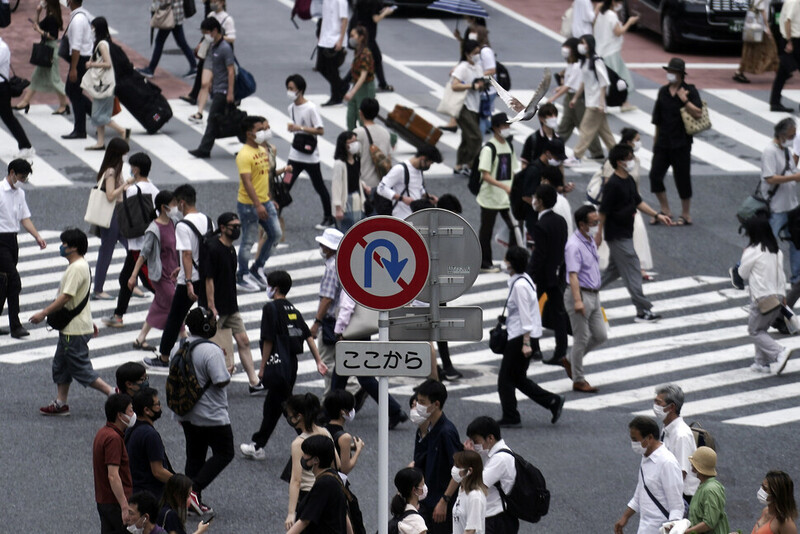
[202,514,216,525]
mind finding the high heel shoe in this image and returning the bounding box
[12,104,30,114]
[52,105,71,115]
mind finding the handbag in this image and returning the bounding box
[737,148,789,225]
[364,127,392,179]
[30,38,54,67]
[150,2,175,30]
[680,101,711,136]
[118,185,154,238]
[343,304,379,340]
[261,302,296,389]
[290,107,317,154]
[489,277,535,354]
[270,162,293,209]
[46,267,91,331]
[436,75,467,118]
[321,316,337,345]
[183,0,197,18]
[215,103,248,139]
[233,58,257,101]
[84,183,117,228]
[0,67,30,98]
[80,42,115,99]
[112,96,121,116]
[743,4,764,43]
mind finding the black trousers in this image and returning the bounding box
[479,207,517,268]
[367,39,388,88]
[196,92,227,154]
[0,233,21,329]
[771,34,800,106]
[649,145,692,199]
[114,250,154,318]
[418,499,454,534]
[315,46,346,100]
[541,284,569,362]
[252,359,298,449]
[159,281,203,357]
[64,56,91,136]
[188,57,205,100]
[486,511,520,534]
[181,421,234,494]
[498,336,558,422]
[96,502,125,534]
[0,83,32,149]
[286,159,332,218]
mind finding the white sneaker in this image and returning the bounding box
[749,362,771,374]
[562,156,581,168]
[236,278,260,293]
[15,147,36,160]
[775,347,795,375]
[240,442,266,460]
[245,272,267,290]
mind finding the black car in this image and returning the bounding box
[624,0,754,51]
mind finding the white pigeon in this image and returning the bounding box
[490,68,552,123]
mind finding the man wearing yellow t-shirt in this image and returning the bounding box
[236,116,283,292]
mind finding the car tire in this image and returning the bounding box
[661,12,679,52]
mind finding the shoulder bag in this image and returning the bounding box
[84,181,117,228]
[436,74,467,118]
[58,10,89,61]
[679,86,711,136]
[80,42,115,99]
[489,276,535,354]
[737,147,790,225]
[364,126,392,178]
[118,185,155,238]
[46,267,92,331]
[233,57,257,101]
[371,163,410,216]
[269,145,293,208]
[30,37,54,67]
[260,301,296,389]
[290,106,318,154]
[0,67,30,98]
[150,2,176,30]
[183,0,197,18]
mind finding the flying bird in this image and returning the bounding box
[490,68,551,123]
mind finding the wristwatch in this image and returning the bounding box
[441,494,452,504]
[314,318,322,325]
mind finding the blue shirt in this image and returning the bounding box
[564,230,601,290]
[413,413,463,509]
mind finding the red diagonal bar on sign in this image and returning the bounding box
[396,277,410,290]
[373,252,384,268]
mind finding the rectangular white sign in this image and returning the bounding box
[334,341,432,377]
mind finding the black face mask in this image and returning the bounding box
[228,227,241,241]
[150,408,162,422]
[300,457,314,471]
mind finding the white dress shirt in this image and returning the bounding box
[627,444,685,534]
[0,37,9,80]
[571,0,595,37]
[318,0,348,48]
[661,417,700,496]
[376,161,427,220]
[67,7,93,57]
[505,273,542,339]
[581,58,610,109]
[0,178,31,233]
[481,440,517,517]
[739,246,786,301]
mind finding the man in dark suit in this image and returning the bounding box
[528,183,571,377]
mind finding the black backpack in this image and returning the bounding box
[594,58,628,107]
[117,185,154,239]
[372,163,410,216]
[496,60,511,91]
[388,509,422,534]
[165,339,213,416]
[493,449,550,523]
[469,143,496,196]
[177,216,214,278]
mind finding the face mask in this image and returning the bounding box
[577,43,588,55]
[561,47,571,59]
[666,73,678,83]
[415,403,432,420]
[613,3,623,10]
[168,206,183,221]
[451,466,464,483]
[472,443,484,454]
[653,403,668,421]
[203,34,213,43]
[127,522,144,534]
[121,412,137,428]
[588,225,599,238]
[547,158,561,167]
[468,32,477,40]
[228,227,241,241]
[782,138,794,149]
[254,129,272,144]
[150,408,162,422]
[631,440,646,455]
[624,160,636,173]
[409,408,427,425]
[348,141,361,155]
[287,90,298,101]
[543,118,558,130]
[757,487,769,505]
[59,244,70,258]
[286,414,299,428]
[472,54,482,64]
[349,37,360,49]
[417,483,428,501]
[343,408,356,422]
[300,457,314,471]
[210,2,220,10]
[139,378,150,390]
[633,140,642,152]
[267,286,277,300]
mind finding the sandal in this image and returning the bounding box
[732,72,750,84]
[649,211,667,225]
[378,85,394,92]
[188,112,203,123]
[133,339,156,351]
[676,216,693,226]
[642,272,654,281]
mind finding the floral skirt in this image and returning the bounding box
[741,36,779,74]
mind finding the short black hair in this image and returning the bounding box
[466,416,501,441]
[538,103,558,118]
[504,245,529,274]
[8,158,32,176]
[609,144,634,170]
[323,389,355,419]
[284,393,321,433]
[301,434,336,469]
[154,190,175,216]
[535,183,557,210]
[132,387,159,417]
[416,145,443,164]
[105,393,132,423]
[128,152,152,177]
[629,416,660,440]
[541,166,563,188]
[413,379,448,409]
[241,115,266,139]
[116,361,146,392]
[574,204,596,227]
[286,74,307,94]
[620,127,638,144]
[436,194,462,214]
[266,270,292,295]
[359,97,379,120]
[129,492,160,523]
[173,184,197,206]
[60,228,88,256]
[200,17,221,33]
[184,307,216,338]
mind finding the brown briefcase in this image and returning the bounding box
[387,105,442,146]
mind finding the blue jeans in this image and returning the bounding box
[770,211,800,284]
[147,25,196,72]
[237,201,281,277]
[95,214,127,293]
[480,91,497,135]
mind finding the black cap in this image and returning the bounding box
[416,144,443,164]
[545,137,567,161]
[662,57,687,76]
[491,112,509,129]
[217,211,238,228]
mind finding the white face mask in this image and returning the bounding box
[577,43,588,55]
[266,286,277,300]
[127,524,144,534]
[547,158,561,167]
[472,443,484,454]
[121,412,137,428]
[613,3,623,11]
[410,403,432,424]
[168,205,183,221]
[203,34,213,44]
[254,129,272,144]
[451,466,465,484]
[666,72,678,83]
[631,440,646,455]
[343,408,356,422]
[470,53,481,64]
[468,32,477,40]
[652,403,668,421]
[409,409,427,425]
[545,117,559,130]
[633,140,642,152]
[588,225,599,238]
[418,483,428,501]
[349,37,360,49]
[287,90,298,101]
[561,47,571,59]
[757,487,769,505]
[624,159,636,173]
[782,138,794,149]
[348,141,361,155]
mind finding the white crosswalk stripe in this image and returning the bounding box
[3,233,800,428]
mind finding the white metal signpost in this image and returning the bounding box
[336,216,430,534]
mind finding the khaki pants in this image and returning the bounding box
[564,290,607,383]
[558,92,603,158]
[573,107,616,159]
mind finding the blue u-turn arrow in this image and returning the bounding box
[364,239,408,287]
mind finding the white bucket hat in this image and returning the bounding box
[315,228,344,251]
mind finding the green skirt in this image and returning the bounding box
[30,40,66,95]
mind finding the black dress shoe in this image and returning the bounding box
[188,149,210,159]
[389,411,409,429]
[770,104,793,112]
[61,131,87,139]
[497,418,522,428]
[0,327,9,335]
[10,326,30,339]
[180,95,197,105]
[550,394,566,424]
[321,98,343,107]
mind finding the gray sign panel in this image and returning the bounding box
[335,341,432,377]
[388,306,484,342]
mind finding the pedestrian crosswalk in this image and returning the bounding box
[4,231,800,428]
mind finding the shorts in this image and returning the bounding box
[217,312,246,335]
[52,333,99,386]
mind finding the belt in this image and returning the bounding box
[580,287,599,294]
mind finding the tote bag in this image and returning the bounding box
[436,76,467,118]
[84,184,116,228]
[150,2,175,30]
[80,42,115,99]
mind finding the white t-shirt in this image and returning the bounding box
[564,61,582,91]
[480,46,497,96]
[67,7,93,56]
[124,181,160,251]
[398,504,427,534]
[594,10,623,57]
[175,212,212,284]
[318,0,349,48]
[761,141,799,213]
[571,0,595,37]
[554,193,573,235]
[452,60,484,113]
[287,101,324,164]
[452,488,486,534]
[376,161,427,220]
[210,10,236,40]
[581,58,610,109]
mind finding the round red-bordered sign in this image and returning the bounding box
[337,217,430,311]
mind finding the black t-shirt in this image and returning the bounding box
[125,421,172,501]
[652,82,702,149]
[598,173,641,241]
[521,160,544,236]
[354,0,381,42]
[260,298,311,355]
[204,237,238,315]
[346,158,361,194]
[297,470,349,534]
[521,128,557,164]
[157,505,186,534]
[39,15,60,40]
